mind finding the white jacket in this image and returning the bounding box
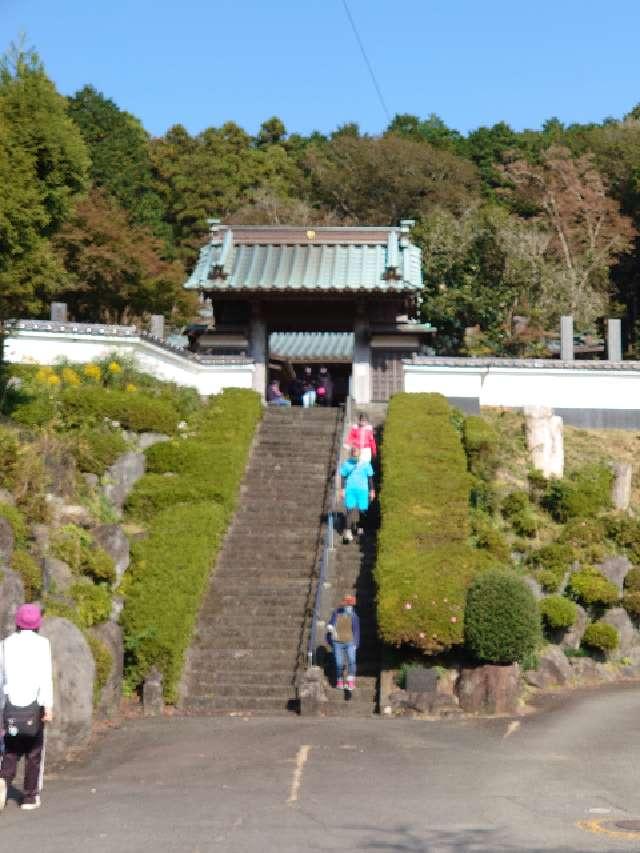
[0,630,54,711]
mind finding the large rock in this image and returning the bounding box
[90,621,124,719]
[569,657,599,682]
[0,488,15,506]
[458,664,521,714]
[0,567,25,640]
[0,516,15,565]
[524,646,572,689]
[41,617,94,765]
[92,524,130,585]
[297,666,328,716]
[102,451,145,511]
[137,433,170,451]
[46,496,93,529]
[42,556,73,595]
[31,524,50,558]
[559,604,588,650]
[611,463,633,512]
[524,406,564,478]
[42,441,77,498]
[598,556,632,596]
[601,607,639,657]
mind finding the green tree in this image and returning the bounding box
[67,85,168,237]
[55,189,192,323]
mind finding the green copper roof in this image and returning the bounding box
[269,332,354,361]
[184,225,422,293]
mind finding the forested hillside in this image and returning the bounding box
[3,43,640,354]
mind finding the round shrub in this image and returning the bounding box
[0,428,18,491]
[10,395,56,427]
[536,569,562,593]
[464,569,541,664]
[542,464,612,522]
[582,622,619,654]
[71,427,127,475]
[539,595,578,630]
[604,516,640,556]
[510,510,537,538]
[501,491,530,520]
[567,567,619,608]
[85,548,116,585]
[470,510,510,561]
[622,591,640,618]
[624,567,640,592]
[68,582,111,628]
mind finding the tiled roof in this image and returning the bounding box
[184,224,422,293]
[269,332,354,361]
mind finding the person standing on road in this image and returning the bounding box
[344,412,377,463]
[327,595,360,691]
[0,604,53,812]
[340,447,375,544]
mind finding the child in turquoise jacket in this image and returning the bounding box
[340,448,375,543]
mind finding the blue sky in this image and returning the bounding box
[2,0,639,139]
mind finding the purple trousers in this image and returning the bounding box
[1,727,45,799]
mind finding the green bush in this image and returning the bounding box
[582,622,619,653]
[470,510,511,562]
[567,567,619,608]
[501,491,530,519]
[464,569,541,664]
[462,416,498,481]
[85,633,113,707]
[542,464,613,522]
[536,569,563,593]
[624,567,640,592]
[61,386,179,433]
[10,395,57,427]
[71,427,127,475]
[121,389,262,700]
[539,595,578,630]
[510,510,538,538]
[11,549,42,601]
[605,516,640,561]
[560,517,606,548]
[622,591,640,618]
[0,503,28,547]
[49,524,115,584]
[376,393,492,652]
[46,581,111,629]
[0,428,18,491]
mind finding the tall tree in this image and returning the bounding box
[500,145,636,326]
[67,85,168,237]
[55,189,191,323]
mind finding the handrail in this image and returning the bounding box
[306,396,353,667]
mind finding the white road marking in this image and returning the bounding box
[503,721,520,739]
[288,744,311,804]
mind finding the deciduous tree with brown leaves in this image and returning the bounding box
[500,145,636,326]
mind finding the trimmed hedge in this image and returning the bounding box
[582,622,619,653]
[121,389,262,700]
[539,595,578,630]
[376,393,495,652]
[70,426,128,476]
[567,567,619,608]
[464,569,541,664]
[61,386,179,434]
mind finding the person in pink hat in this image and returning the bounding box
[0,604,53,811]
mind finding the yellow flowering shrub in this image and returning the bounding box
[35,367,54,383]
[62,367,81,386]
[108,361,123,375]
[125,383,137,393]
[83,364,101,381]
[47,373,61,387]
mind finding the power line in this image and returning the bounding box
[341,0,391,123]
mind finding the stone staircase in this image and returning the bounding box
[319,408,385,717]
[181,406,339,714]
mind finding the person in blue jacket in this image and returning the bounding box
[327,595,360,690]
[340,447,375,544]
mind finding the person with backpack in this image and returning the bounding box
[0,604,53,812]
[340,446,375,544]
[327,595,360,690]
[344,412,377,463]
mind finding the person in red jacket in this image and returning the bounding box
[344,412,377,463]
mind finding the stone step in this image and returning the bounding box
[182,696,294,713]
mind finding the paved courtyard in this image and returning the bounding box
[2,684,640,852]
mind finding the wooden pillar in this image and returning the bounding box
[352,309,371,405]
[249,303,267,398]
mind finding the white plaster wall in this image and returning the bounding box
[4,331,255,396]
[403,364,640,410]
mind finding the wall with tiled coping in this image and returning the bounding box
[403,357,640,428]
[3,322,254,397]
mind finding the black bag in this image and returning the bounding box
[3,701,42,738]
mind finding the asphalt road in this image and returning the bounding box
[3,684,640,852]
